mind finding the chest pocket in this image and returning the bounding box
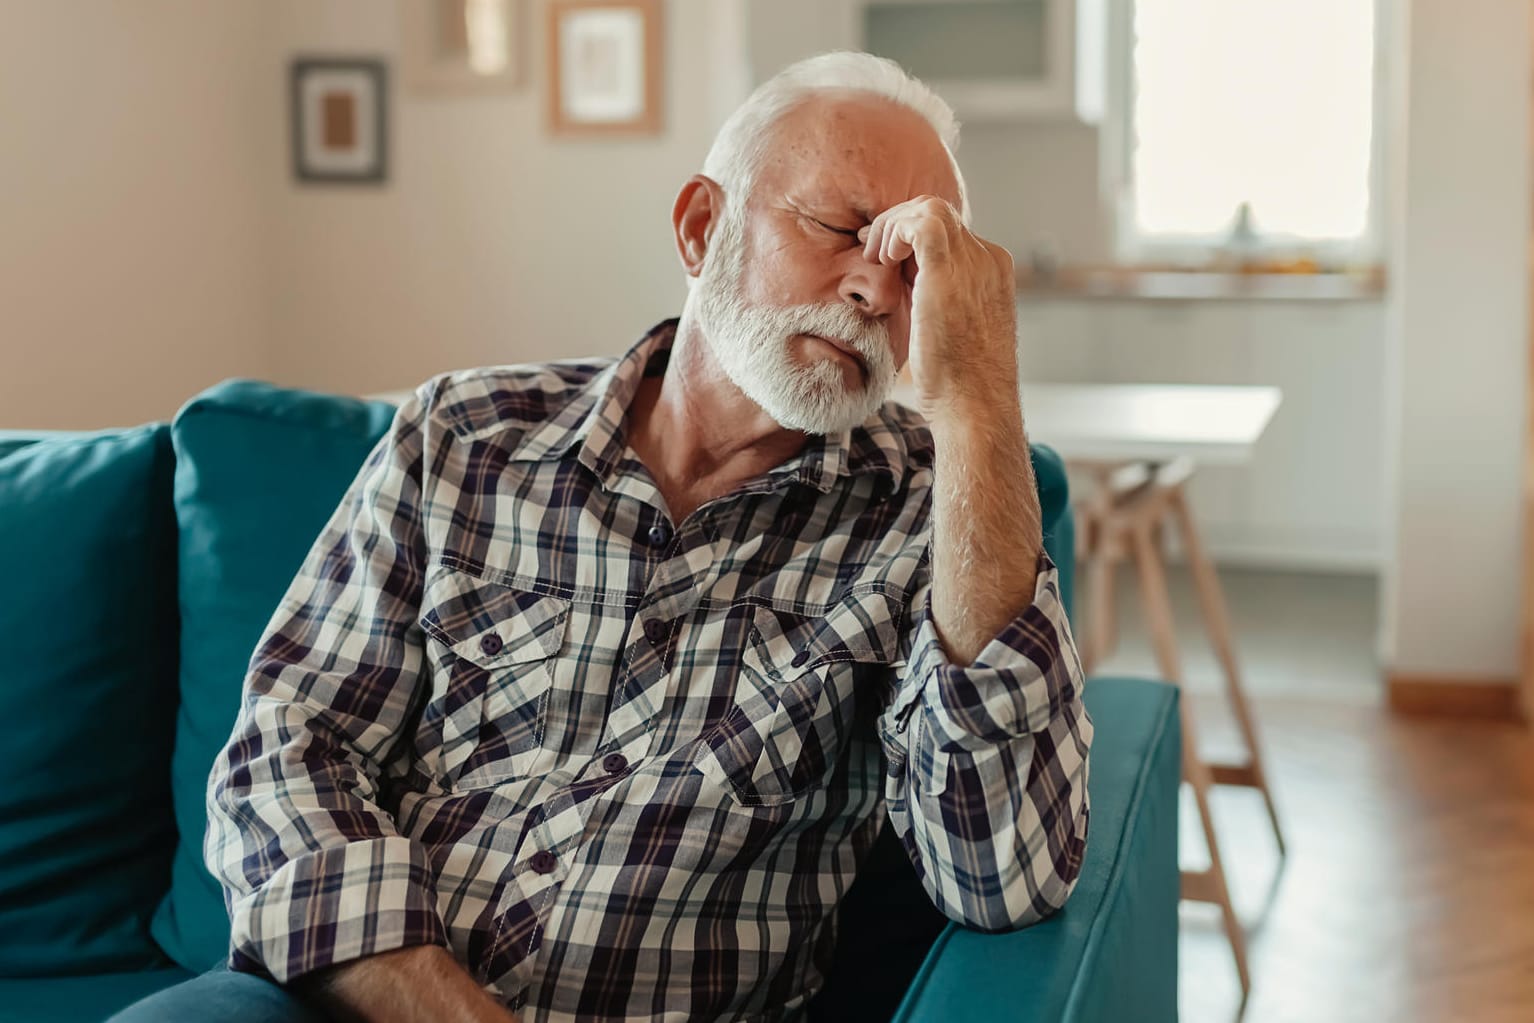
[417,568,569,790]
[696,590,905,809]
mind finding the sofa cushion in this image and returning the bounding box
[0,426,179,976]
[151,380,397,972]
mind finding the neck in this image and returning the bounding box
[627,311,809,522]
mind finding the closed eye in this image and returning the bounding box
[813,218,861,241]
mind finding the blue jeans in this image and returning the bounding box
[106,966,329,1023]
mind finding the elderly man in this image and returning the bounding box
[114,50,1090,1023]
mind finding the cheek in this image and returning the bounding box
[742,233,837,306]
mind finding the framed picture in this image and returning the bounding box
[402,0,523,94]
[290,58,388,184]
[547,0,663,136]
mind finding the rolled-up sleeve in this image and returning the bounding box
[204,382,450,983]
[878,551,1093,932]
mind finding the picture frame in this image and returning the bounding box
[290,58,389,185]
[547,0,663,136]
[401,0,523,95]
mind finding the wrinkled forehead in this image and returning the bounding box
[752,92,963,217]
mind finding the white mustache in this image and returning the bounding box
[764,303,895,382]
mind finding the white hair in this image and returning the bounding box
[700,50,970,224]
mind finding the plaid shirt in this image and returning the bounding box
[207,320,1092,1022]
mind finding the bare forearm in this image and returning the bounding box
[295,945,519,1023]
[929,397,1042,664]
[854,192,1043,664]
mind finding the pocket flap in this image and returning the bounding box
[420,569,569,669]
[745,590,905,682]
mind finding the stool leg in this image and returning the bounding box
[1169,486,1287,857]
[1131,519,1252,997]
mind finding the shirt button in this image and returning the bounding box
[602,752,628,775]
[646,522,672,547]
[643,618,668,644]
[529,850,557,875]
[479,633,503,656]
[791,650,810,668]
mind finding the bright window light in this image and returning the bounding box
[1127,0,1376,250]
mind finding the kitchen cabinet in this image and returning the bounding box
[858,0,1105,121]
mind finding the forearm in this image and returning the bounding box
[868,193,1089,929]
[296,945,519,1023]
[928,394,1043,664]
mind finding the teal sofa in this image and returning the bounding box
[0,379,1180,1023]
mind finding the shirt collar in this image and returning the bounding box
[507,319,910,496]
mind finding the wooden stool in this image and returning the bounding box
[1074,456,1287,998]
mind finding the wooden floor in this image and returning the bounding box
[1087,568,1534,1022]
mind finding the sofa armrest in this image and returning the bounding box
[892,677,1181,1023]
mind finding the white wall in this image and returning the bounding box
[0,1,275,429]
[266,0,748,397]
[1021,299,1387,571]
[1381,0,1531,681]
[0,1,753,425]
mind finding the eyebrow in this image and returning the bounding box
[789,193,877,223]
[850,206,876,221]
[841,196,878,221]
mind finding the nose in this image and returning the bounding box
[839,252,904,319]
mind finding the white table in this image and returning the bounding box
[893,381,1282,467]
[1018,383,1282,467]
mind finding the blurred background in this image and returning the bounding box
[1,1,1530,1021]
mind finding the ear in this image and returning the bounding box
[672,174,726,279]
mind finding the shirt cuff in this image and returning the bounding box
[888,551,1084,754]
[226,835,450,984]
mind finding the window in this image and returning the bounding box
[1109,0,1379,262]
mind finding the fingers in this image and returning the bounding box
[859,195,964,273]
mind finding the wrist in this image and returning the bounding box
[926,395,1041,534]
[926,391,1027,452]
[919,365,1021,426]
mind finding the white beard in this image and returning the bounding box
[690,209,897,435]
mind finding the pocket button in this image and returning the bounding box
[790,649,810,668]
[529,850,557,874]
[602,752,628,775]
[479,632,503,656]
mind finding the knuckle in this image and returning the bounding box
[917,195,956,219]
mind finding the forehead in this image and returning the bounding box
[755,93,961,216]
